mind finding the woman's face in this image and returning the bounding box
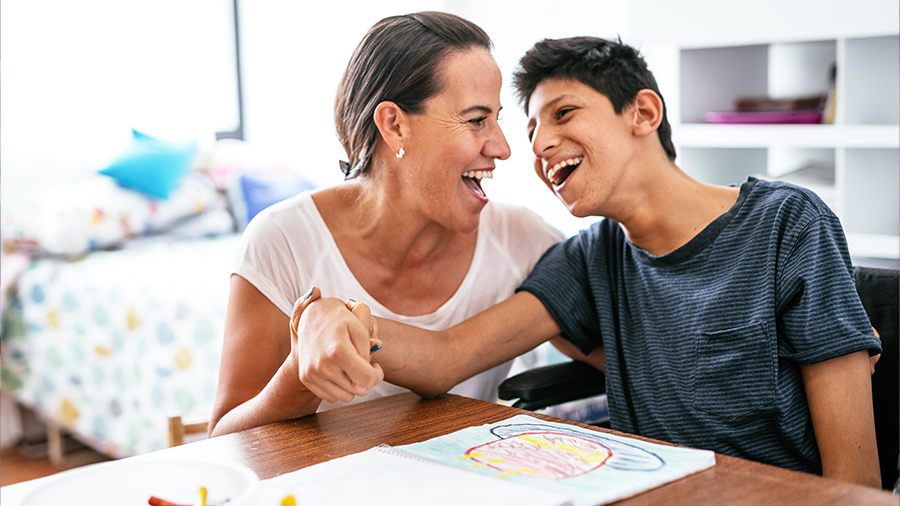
[400,48,510,234]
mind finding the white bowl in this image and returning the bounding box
[21,458,259,506]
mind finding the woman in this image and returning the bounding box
[208,12,563,437]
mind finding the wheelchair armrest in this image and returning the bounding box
[498,361,605,411]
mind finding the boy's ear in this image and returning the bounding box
[373,101,406,154]
[631,89,664,138]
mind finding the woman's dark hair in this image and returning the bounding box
[513,37,676,161]
[335,11,492,179]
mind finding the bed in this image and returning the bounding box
[1,234,238,457]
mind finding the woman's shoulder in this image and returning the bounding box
[234,189,336,285]
[478,202,565,268]
[240,190,324,247]
[482,201,565,242]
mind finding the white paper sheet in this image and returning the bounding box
[251,414,716,506]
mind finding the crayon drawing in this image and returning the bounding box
[455,423,663,480]
[398,415,715,506]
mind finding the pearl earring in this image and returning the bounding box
[396,148,405,159]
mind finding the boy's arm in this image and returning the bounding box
[800,350,881,488]
[296,291,562,402]
[549,337,606,372]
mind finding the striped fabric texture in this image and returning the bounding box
[518,177,882,474]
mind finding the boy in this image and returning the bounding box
[293,37,882,487]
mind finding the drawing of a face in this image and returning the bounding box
[462,431,612,480]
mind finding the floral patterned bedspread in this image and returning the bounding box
[0,234,240,457]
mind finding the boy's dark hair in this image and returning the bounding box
[514,37,676,161]
[335,11,492,179]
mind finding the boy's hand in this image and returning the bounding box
[290,288,383,404]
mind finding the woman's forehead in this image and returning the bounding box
[428,48,502,112]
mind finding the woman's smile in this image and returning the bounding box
[461,169,493,203]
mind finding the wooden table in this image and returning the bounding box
[2,393,895,505]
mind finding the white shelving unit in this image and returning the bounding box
[672,34,899,264]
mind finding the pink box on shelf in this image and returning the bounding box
[704,110,825,124]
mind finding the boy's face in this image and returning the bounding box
[526,78,638,218]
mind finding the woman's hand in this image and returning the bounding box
[209,276,323,438]
[291,288,384,404]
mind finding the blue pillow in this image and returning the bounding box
[228,169,315,230]
[99,129,197,200]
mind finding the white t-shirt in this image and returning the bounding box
[232,191,564,410]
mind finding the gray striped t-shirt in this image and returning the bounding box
[518,177,882,474]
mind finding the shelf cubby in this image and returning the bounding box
[673,34,899,262]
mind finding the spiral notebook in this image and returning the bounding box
[252,415,716,506]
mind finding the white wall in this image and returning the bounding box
[630,0,899,47]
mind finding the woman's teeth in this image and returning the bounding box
[462,170,493,179]
[547,156,583,184]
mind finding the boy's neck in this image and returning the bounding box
[614,162,741,257]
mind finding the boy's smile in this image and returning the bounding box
[547,155,584,186]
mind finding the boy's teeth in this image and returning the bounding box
[462,170,493,179]
[547,156,583,181]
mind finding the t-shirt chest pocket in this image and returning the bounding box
[691,321,775,420]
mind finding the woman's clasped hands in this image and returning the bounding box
[290,287,384,404]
